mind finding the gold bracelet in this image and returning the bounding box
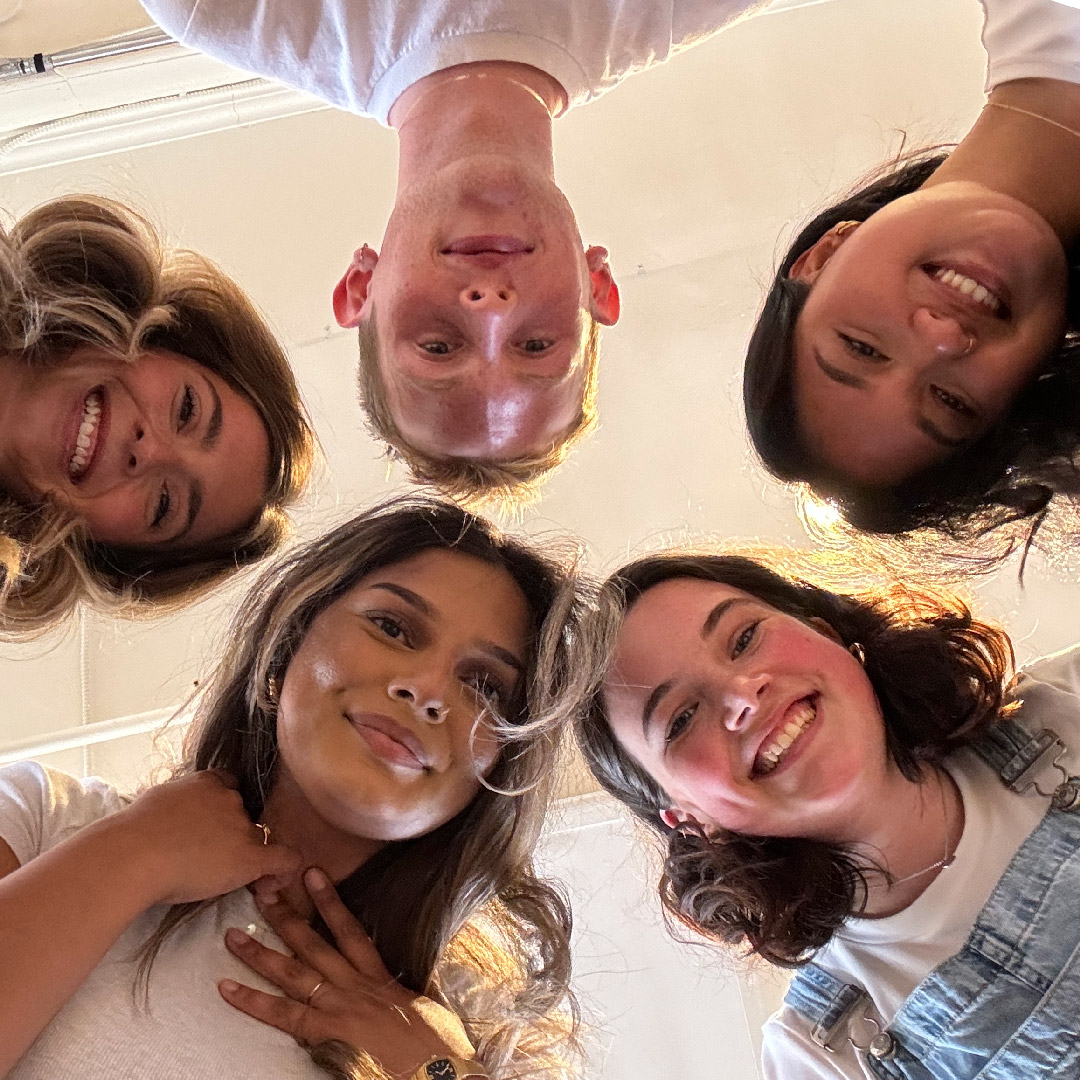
[412,1056,489,1080]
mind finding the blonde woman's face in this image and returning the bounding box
[273,548,530,842]
[0,346,270,547]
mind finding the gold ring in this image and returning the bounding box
[255,822,271,846]
[305,979,326,1006]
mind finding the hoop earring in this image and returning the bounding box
[849,642,867,666]
[267,675,281,704]
[834,220,861,238]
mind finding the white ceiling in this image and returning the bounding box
[0,0,1077,767]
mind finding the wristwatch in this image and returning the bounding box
[412,1056,489,1080]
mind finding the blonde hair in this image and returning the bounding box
[138,498,589,1078]
[357,311,601,509]
[0,195,316,638]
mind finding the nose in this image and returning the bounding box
[460,283,516,311]
[388,678,448,724]
[722,671,767,733]
[125,423,169,474]
[912,307,976,358]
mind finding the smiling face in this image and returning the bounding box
[0,346,271,547]
[273,548,531,842]
[601,577,888,842]
[334,159,619,460]
[791,181,1068,487]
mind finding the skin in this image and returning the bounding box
[0,347,271,546]
[788,77,1080,489]
[602,577,963,914]
[0,546,531,1074]
[334,62,620,461]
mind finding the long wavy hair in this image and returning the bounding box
[575,550,1014,968]
[139,497,588,1079]
[743,148,1080,561]
[0,194,316,637]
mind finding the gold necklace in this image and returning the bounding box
[984,100,1080,145]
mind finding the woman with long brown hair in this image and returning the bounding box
[0,194,315,636]
[0,497,586,1080]
[577,548,1080,1078]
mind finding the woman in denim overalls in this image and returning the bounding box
[574,549,1080,1080]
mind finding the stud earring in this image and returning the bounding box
[267,675,281,704]
[849,642,867,666]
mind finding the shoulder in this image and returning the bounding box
[0,761,125,865]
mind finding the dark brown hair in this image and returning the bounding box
[139,497,588,1077]
[575,551,1013,967]
[743,149,1080,562]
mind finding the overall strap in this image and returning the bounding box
[785,964,870,1052]
[975,717,1080,810]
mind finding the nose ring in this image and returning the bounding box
[961,333,976,357]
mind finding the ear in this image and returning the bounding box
[332,244,379,328]
[660,805,704,831]
[808,616,845,646]
[585,245,620,326]
[787,223,859,284]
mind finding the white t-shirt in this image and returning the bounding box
[761,646,1080,1080]
[982,0,1080,91]
[0,762,326,1080]
[137,0,770,126]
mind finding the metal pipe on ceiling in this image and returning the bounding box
[0,25,174,83]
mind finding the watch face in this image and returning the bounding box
[426,1060,458,1080]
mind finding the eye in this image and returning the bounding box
[665,703,697,745]
[732,621,760,659]
[369,614,412,645]
[420,341,454,356]
[521,338,552,353]
[930,384,975,417]
[178,386,197,429]
[838,332,885,361]
[151,484,170,529]
[465,670,510,711]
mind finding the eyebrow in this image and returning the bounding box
[815,351,866,389]
[369,582,525,673]
[202,378,223,450]
[915,416,967,448]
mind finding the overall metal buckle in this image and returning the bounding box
[1008,732,1080,811]
[811,987,897,1062]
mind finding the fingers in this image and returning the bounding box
[258,843,303,881]
[224,927,328,1005]
[218,978,309,1042]
[304,868,391,981]
[250,891,357,987]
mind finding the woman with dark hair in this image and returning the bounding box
[577,547,1080,1078]
[744,0,1080,558]
[0,194,316,636]
[0,497,586,1080]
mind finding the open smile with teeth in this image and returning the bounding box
[68,388,102,481]
[755,697,817,776]
[931,266,1003,314]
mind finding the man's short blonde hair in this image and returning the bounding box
[356,310,601,509]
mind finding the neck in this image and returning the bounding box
[843,765,963,919]
[926,77,1080,247]
[260,770,385,921]
[389,61,564,189]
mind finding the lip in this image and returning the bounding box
[923,261,1012,321]
[64,384,109,487]
[346,711,431,771]
[441,235,534,256]
[750,694,819,780]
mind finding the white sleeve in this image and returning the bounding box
[761,1008,875,1080]
[980,0,1080,92]
[0,762,124,868]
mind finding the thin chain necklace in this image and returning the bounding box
[984,100,1080,145]
[889,771,957,887]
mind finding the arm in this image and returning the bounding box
[0,769,299,1077]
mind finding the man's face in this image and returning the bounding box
[334,158,619,460]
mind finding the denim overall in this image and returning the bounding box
[784,717,1080,1079]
